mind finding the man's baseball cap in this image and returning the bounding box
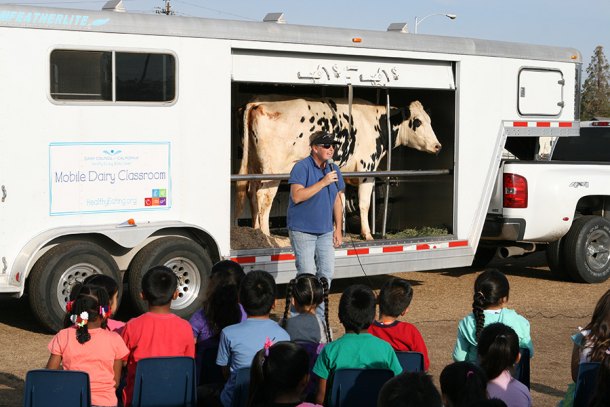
[310,131,340,146]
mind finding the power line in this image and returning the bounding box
[173,0,256,21]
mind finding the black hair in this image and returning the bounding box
[211,260,246,283]
[583,288,610,361]
[248,341,309,407]
[84,274,120,299]
[378,277,413,318]
[589,352,610,407]
[377,372,442,407]
[239,270,276,317]
[472,269,510,341]
[477,323,520,380]
[141,266,178,306]
[202,268,243,335]
[282,273,331,342]
[338,284,376,333]
[439,362,487,407]
[64,284,110,344]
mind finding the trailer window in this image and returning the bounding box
[116,53,175,102]
[50,50,112,100]
[50,50,175,102]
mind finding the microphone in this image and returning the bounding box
[326,159,338,186]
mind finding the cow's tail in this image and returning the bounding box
[234,102,254,224]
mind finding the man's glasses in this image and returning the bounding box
[319,144,334,149]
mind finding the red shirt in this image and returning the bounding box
[121,312,195,406]
[367,320,430,370]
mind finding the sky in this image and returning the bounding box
[2,0,609,68]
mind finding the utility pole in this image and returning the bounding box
[155,0,174,15]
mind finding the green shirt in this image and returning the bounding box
[312,332,403,379]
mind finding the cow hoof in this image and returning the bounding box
[362,234,374,241]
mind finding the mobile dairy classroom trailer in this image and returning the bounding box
[0,5,581,331]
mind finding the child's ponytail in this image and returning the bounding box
[472,269,510,341]
[65,284,110,344]
[320,276,332,342]
[281,278,296,329]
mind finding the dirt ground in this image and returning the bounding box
[1,252,609,406]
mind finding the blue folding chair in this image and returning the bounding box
[231,367,251,407]
[512,348,531,389]
[574,362,601,407]
[395,351,424,373]
[131,356,197,407]
[23,369,91,407]
[326,368,394,407]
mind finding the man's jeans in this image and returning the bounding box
[289,230,334,319]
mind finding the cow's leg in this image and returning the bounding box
[248,180,260,229]
[256,180,280,235]
[358,179,375,240]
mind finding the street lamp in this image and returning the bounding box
[414,13,457,34]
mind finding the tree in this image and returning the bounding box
[581,46,610,120]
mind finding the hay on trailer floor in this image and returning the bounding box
[231,226,291,250]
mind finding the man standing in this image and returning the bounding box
[287,131,345,301]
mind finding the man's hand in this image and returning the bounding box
[322,170,339,186]
[333,228,343,248]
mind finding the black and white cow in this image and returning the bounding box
[235,96,441,240]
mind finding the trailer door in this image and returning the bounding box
[518,68,564,116]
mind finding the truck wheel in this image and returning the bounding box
[546,238,571,281]
[563,216,610,283]
[28,241,121,332]
[128,237,212,317]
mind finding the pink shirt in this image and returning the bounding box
[121,312,195,407]
[106,318,126,334]
[48,327,129,407]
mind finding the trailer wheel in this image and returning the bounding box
[128,237,212,317]
[563,216,610,283]
[546,238,571,281]
[28,241,120,333]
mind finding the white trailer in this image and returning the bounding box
[0,5,581,331]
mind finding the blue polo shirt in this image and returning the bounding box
[287,155,345,234]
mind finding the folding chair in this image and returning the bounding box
[23,369,91,407]
[326,368,394,407]
[574,362,601,407]
[231,367,251,407]
[131,356,197,407]
[512,348,531,389]
[395,351,424,373]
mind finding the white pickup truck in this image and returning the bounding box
[480,121,610,283]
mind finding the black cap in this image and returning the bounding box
[310,131,340,146]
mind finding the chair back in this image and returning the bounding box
[232,367,251,407]
[131,356,196,407]
[395,351,424,373]
[327,368,393,407]
[23,369,91,407]
[511,348,531,389]
[574,362,601,407]
[196,341,224,385]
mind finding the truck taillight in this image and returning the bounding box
[503,173,528,208]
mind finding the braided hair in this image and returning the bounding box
[65,284,110,344]
[472,269,509,341]
[282,274,332,342]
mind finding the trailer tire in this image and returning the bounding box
[128,237,211,317]
[546,238,571,281]
[28,241,120,333]
[563,216,610,283]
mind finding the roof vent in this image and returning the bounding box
[387,22,408,33]
[102,0,126,12]
[263,12,286,24]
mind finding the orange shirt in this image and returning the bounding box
[48,327,129,406]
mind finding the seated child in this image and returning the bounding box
[121,266,195,407]
[478,323,532,407]
[440,362,488,407]
[312,284,402,405]
[282,273,332,343]
[249,341,323,407]
[453,269,533,363]
[216,270,290,407]
[47,284,129,407]
[377,372,442,407]
[84,274,125,333]
[368,277,430,370]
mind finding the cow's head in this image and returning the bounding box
[395,101,442,154]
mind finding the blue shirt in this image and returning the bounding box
[287,155,345,234]
[217,318,290,407]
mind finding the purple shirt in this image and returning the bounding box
[487,370,532,407]
[189,304,247,345]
